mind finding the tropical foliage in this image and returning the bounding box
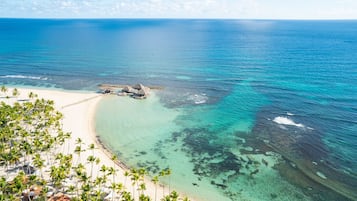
[0,87,189,201]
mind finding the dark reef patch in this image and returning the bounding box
[173,128,243,179]
[143,103,357,201]
[160,104,357,201]
[244,106,357,201]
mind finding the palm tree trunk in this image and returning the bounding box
[132,183,135,200]
[169,176,171,194]
[90,163,93,178]
[162,185,165,198]
[76,182,79,198]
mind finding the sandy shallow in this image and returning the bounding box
[2,87,181,200]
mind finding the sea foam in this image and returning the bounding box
[273,116,305,128]
[187,94,208,104]
[1,75,48,81]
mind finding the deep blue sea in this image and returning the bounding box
[1,19,356,201]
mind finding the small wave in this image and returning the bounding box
[287,112,294,116]
[273,116,305,128]
[1,75,48,81]
[187,94,208,104]
[316,171,327,179]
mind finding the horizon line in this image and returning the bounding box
[1,17,357,21]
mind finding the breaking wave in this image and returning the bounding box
[187,94,208,104]
[273,116,305,128]
[0,75,48,81]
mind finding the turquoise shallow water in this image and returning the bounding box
[95,91,313,201]
[1,19,357,200]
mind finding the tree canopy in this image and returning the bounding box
[0,88,189,201]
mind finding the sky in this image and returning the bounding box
[1,0,357,19]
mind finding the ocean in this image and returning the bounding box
[0,19,356,201]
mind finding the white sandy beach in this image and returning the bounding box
[2,87,182,200]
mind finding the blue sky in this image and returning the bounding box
[1,0,357,19]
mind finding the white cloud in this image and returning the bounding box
[0,0,356,19]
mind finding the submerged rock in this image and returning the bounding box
[250,169,259,176]
[262,158,269,166]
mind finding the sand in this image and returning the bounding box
[1,87,179,200]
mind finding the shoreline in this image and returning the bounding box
[1,87,185,200]
[89,94,194,200]
[93,136,130,170]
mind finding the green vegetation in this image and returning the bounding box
[0,87,190,201]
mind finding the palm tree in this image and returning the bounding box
[88,143,96,156]
[165,168,172,193]
[0,85,7,97]
[170,191,179,201]
[33,153,44,178]
[139,194,151,201]
[122,191,134,201]
[94,176,106,192]
[50,165,66,191]
[74,145,84,166]
[130,168,140,199]
[12,88,20,98]
[0,177,7,197]
[80,174,90,199]
[151,175,159,201]
[21,141,34,173]
[75,138,83,145]
[87,155,96,179]
[12,171,27,198]
[158,168,172,196]
[67,185,76,196]
[124,170,130,187]
[100,164,107,178]
[138,168,147,196]
[74,163,85,197]
[95,157,101,168]
[139,183,146,196]
[109,182,117,201]
[64,132,71,154]
[115,183,124,200]
[111,154,117,173]
[107,166,116,184]
[159,170,166,197]
[74,138,85,166]
[28,91,38,100]
[9,148,21,171]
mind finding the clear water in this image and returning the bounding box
[1,19,356,200]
